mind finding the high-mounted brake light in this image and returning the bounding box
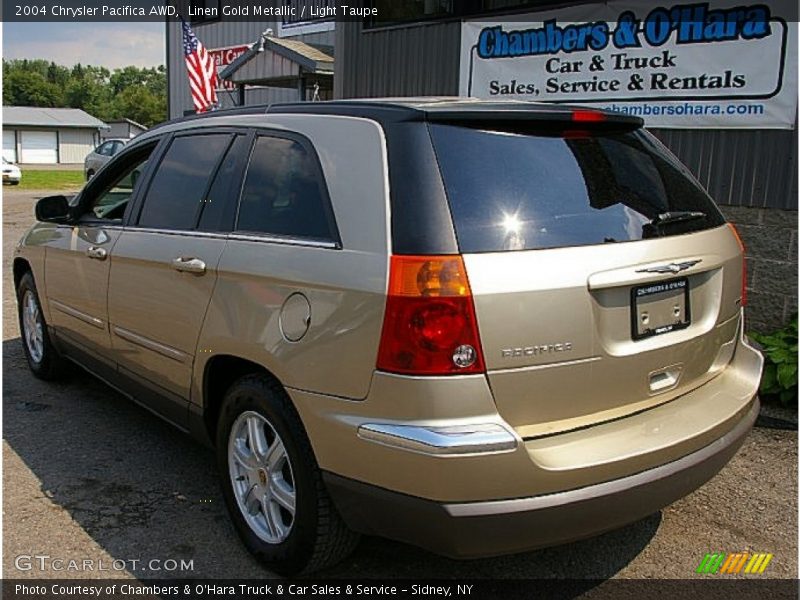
[376,255,486,376]
[571,109,606,123]
[728,223,747,307]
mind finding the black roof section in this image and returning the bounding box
[153,98,644,131]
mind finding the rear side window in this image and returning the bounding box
[429,124,725,253]
[137,133,230,230]
[236,135,336,242]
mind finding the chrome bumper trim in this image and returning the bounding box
[357,423,518,456]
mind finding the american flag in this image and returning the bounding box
[181,20,218,113]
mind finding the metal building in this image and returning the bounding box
[166,1,335,118]
[2,106,107,164]
[101,118,148,141]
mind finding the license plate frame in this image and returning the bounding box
[631,277,691,341]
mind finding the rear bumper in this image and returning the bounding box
[325,398,758,558]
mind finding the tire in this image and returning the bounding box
[16,271,67,380]
[10,180,19,185]
[216,374,359,575]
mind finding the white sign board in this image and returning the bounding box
[460,0,797,128]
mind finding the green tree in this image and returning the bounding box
[3,59,167,127]
[46,61,70,88]
[3,70,63,107]
[110,86,166,127]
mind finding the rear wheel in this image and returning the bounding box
[216,374,359,575]
[16,272,67,380]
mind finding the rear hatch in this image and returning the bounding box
[429,114,745,438]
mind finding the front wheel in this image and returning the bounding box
[16,272,67,380]
[216,374,359,575]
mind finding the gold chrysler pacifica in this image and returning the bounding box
[14,99,763,575]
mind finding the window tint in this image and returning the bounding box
[138,134,230,230]
[237,136,335,241]
[198,135,249,232]
[85,146,155,222]
[429,124,725,252]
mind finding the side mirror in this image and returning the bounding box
[35,195,70,223]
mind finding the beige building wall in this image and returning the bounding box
[58,129,99,164]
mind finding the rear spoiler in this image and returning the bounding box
[423,107,643,133]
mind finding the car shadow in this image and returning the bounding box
[3,337,659,584]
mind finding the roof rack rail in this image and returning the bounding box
[147,99,643,132]
[148,103,274,132]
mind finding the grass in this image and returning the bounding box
[10,169,85,191]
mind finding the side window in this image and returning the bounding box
[110,141,124,156]
[137,134,230,231]
[95,142,111,156]
[236,135,336,241]
[84,144,156,222]
[197,135,249,232]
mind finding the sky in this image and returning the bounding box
[3,22,166,69]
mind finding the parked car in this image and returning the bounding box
[14,99,763,575]
[84,138,127,180]
[3,157,21,185]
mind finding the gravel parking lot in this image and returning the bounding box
[3,188,797,584]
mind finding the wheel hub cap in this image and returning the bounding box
[228,411,296,544]
[22,290,44,364]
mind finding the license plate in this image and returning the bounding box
[631,277,690,340]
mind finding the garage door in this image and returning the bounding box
[3,130,16,162]
[20,131,57,163]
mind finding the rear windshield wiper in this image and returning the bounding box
[648,211,706,227]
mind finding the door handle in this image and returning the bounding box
[172,257,206,274]
[86,246,107,260]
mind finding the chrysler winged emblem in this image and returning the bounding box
[636,259,702,274]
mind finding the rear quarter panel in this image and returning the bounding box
[193,115,390,403]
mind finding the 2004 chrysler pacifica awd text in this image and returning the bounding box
[14,99,763,575]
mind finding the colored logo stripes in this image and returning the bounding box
[696,552,773,574]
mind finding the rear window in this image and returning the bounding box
[429,124,725,253]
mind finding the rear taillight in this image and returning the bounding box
[376,255,485,376]
[728,222,747,306]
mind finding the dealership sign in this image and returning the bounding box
[459,0,797,128]
[208,45,250,91]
